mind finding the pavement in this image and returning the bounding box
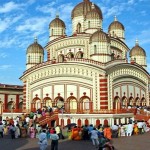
[0,132,150,150]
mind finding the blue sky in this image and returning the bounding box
[0,0,150,85]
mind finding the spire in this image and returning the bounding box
[34,36,37,43]
[135,38,139,46]
[114,15,117,21]
[91,2,95,9]
[56,12,59,18]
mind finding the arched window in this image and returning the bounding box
[28,56,30,63]
[39,56,42,63]
[70,99,77,110]
[57,54,64,62]
[75,51,83,58]
[94,45,97,53]
[77,23,81,33]
[51,29,53,36]
[66,52,74,58]
[83,98,90,110]
[88,21,90,28]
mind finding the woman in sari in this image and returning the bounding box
[29,124,35,138]
[134,123,139,135]
[15,124,20,138]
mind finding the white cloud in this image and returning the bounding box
[0,15,23,33]
[36,1,56,13]
[128,0,135,4]
[0,53,7,58]
[16,17,49,34]
[0,1,24,13]
[0,65,12,70]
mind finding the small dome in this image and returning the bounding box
[71,0,102,19]
[130,40,146,57]
[90,30,110,43]
[27,38,44,54]
[49,15,65,28]
[108,16,124,31]
[86,8,101,19]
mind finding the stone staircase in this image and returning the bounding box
[38,112,58,126]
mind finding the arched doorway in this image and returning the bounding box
[32,95,41,111]
[113,96,121,109]
[83,98,90,113]
[141,98,146,106]
[66,96,77,114]
[122,97,127,108]
[79,95,91,113]
[135,97,140,106]
[7,101,15,111]
[19,101,23,109]
[70,99,77,113]
[129,97,134,106]
[43,97,52,107]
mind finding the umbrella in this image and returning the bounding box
[65,123,76,128]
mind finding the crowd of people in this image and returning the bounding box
[0,107,150,150]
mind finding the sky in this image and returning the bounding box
[0,0,150,85]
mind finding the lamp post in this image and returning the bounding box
[57,100,64,127]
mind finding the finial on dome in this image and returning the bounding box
[91,2,95,9]
[135,38,139,46]
[34,36,37,43]
[114,15,117,21]
[56,12,59,18]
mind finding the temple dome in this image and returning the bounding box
[27,38,44,54]
[71,0,102,19]
[49,15,66,28]
[130,40,146,57]
[108,16,124,31]
[90,30,110,43]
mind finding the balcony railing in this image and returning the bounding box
[3,109,23,113]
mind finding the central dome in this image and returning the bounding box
[71,0,102,19]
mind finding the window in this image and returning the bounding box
[70,99,77,110]
[94,45,97,53]
[51,29,53,36]
[88,21,90,28]
[28,56,30,63]
[58,54,64,62]
[77,23,81,33]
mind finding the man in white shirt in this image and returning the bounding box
[38,130,48,150]
[50,130,59,150]
[137,120,143,134]
[111,124,119,138]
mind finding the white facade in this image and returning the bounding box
[20,0,150,126]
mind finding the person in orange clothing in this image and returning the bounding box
[71,126,81,140]
[134,122,139,135]
[103,125,112,141]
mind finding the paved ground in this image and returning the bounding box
[0,132,150,150]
